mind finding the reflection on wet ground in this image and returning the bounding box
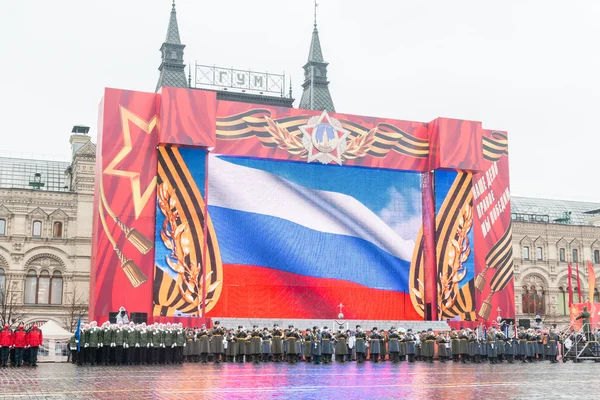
[1,361,600,399]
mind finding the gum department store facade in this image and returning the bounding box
[1,4,599,329]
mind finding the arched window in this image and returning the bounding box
[558,286,567,316]
[32,221,42,238]
[50,271,63,305]
[559,248,566,262]
[53,222,63,238]
[0,219,5,236]
[0,268,5,302]
[522,286,530,314]
[572,249,579,263]
[536,247,543,260]
[24,269,37,304]
[523,246,530,260]
[37,270,50,304]
[595,250,600,264]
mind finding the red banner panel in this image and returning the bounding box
[90,88,159,322]
[158,87,216,147]
[91,87,513,324]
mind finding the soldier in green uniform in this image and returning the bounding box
[271,324,284,362]
[114,323,126,365]
[123,322,135,365]
[163,323,173,364]
[321,327,334,364]
[183,327,194,362]
[312,327,322,364]
[369,327,381,363]
[334,329,348,363]
[225,329,237,362]
[261,328,272,362]
[422,328,436,363]
[285,326,299,363]
[84,321,100,365]
[398,328,407,362]
[303,328,313,363]
[547,328,559,363]
[379,330,388,362]
[450,328,460,362]
[149,323,160,364]
[436,330,450,363]
[139,323,151,365]
[487,327,498,364]
[405,328,416,363]
[69,333,78,364]
[388,327,400,363]
[250,325,262,364]
[576,306,592,341]
[235,326,247,363]
[175,323,185,364]
[458,328,469,363]
[99,322,111,365]
[210,321,225,363]
[355,325,367,363]
[197,324,210,363]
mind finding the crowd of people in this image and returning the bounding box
[0,323,43,367]
[67,320,600,366]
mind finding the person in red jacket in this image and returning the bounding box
[0,324,13,368]
[27,325,43,367]
[13,323,27,367]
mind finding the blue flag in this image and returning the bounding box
[75,315,82,352]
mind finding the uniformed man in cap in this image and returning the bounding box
[303,328,313,363]
[285,325,300,363]
[547,327,559,363]
[321,327,333,364]
[450,328,460,362]
[388,327,400,363]
[312,327,322,364]
[196,324,209,363]
[271,324,284,362]
[210,321,225,363]
[334,328,348,362]
[250,325,262,364]
[261,328,272,362]
[422,328,436,363]
[355,325,367,363]
[84,321,100,365]
[225,329,237,362]
[139,323,150,365]
[114,322,126,365]
[436,330,450,363]
[576,306,592,341]
[405,328,416,363]
[369,327,381,362]
[235,326,247,363]
[487,327,498,364]
[458,327,469,363]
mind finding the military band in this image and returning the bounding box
[61,320,600,366]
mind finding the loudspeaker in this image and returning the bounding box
[518,318,530,329]
[108,312,118,324]
[130,312,148,324]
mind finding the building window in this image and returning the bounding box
[53,222,63,238]
[558,286,568,316]
[595,288,600,303]
[0,219,5,236]
[50,271,63,305]
[0,268,5,303]
[595,250,600,264]
[32,221,42,238]
[24,269,37,304]
[559,248,566,262]
[523,246,530,260]
[572,249,579,263]
[536,247,543,261]
[37,270,50,304]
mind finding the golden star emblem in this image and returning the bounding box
[104,106,158,219]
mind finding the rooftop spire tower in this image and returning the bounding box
[156,1,188,92]
[299,1,335,112]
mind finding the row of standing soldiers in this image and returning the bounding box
[71,321,586,366]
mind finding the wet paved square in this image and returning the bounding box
[1,361,599,399]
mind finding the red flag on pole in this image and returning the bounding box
[567,263,573,306]
[576,261,583,303]
[588,261,596,303]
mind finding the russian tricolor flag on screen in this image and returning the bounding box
[205,155,423,319]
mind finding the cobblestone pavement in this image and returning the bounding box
[1,361,600,399]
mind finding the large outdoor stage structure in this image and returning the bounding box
[90,86,514,325]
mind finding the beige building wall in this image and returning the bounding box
[0,133,95,331]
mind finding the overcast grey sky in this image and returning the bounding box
[1,1,599,201]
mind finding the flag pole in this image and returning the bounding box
[575,261,583,303]
[567,263,573,307]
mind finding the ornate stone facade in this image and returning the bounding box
[0,128,94,329]
[512,197,600,327]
